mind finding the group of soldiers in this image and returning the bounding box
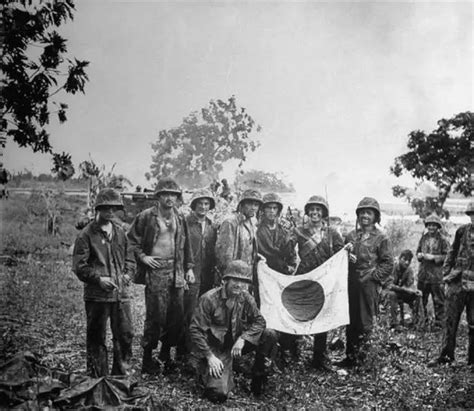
[72,177,474,403]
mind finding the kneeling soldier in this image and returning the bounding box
[189,260,277,403]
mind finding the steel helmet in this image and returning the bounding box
[95,188,124,210]
[238,189,263,207]
[190,188,216,210]
[222,260,252,283]
[304,195,329,218]
[356,197,381,223]
[155,177,182,200]
[262,192,283,213]
[465,200,474,215]
[424,213,442,228]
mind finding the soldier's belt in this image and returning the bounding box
[150,258,175,271]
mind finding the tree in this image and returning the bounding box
[391,112,473,218]
[1,1,89,170]
[148,96,261,189]
[235,169,295,193]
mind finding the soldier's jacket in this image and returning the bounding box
[73,220,135,302]
[186,213,217,289]
[386,261,415,290]
[345,227,393,284]
[127,206,194,287]
[416,231,449,284]
[443,223,474,287]
[256,222,297,274]
[189,286,266,358]
[215,213,257,274]
[294,224,344,274]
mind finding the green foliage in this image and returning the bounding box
[384,219,415,257]
[1,1,89,168]
[148,96,261,189]
[391,112,473,217]
[235,169,295,192]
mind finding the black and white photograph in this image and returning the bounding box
[1,0,473,408]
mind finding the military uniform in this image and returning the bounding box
[416,215,449,327]
[343,198,393,364]
[435,211,474,365]
[189,261,277,402]
[127,178,194,371]
[73,189,135,377]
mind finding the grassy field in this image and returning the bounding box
[1,194,472,408]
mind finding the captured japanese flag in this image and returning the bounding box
[258,249,349,335]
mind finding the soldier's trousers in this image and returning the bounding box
[439,283,474,364]
[197,329,278,401]
[418,282,445,326]
[85,300,133,377]
[142,270,184,351]
[178,282,200,355]
[386,290,420,326]
[346,274,379,361]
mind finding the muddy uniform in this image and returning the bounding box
[416,232,449,326]
[189,286,277,401]
[127,206,194,352]
[345,227,393,361]
[385,261,419,326]
[257,222,297,275]
[73,220,135,377]
[179,212,217,355]
[438,223,474,364]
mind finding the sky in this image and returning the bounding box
[4,0,473,216]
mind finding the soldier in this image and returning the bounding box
[215,189,262,296]
[416,213,449,329]
[72,188,134,377]
[293,195,344,371]
[189,260,278,402]
[336,197,393,367]
[256,192,297,275]
[178,189,217,359]
[127,177,194,374]
[429,201,474,367]
[385,249,421,329]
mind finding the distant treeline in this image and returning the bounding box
[7,170,87,190]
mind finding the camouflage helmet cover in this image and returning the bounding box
[155,177,182,199]
[262,192,283,213]
[465,200,474,215]
[356,196,381,223]
[239,189,263,207]
[95,188,124,210]
[304,195,329,217]
[222,260,252,283]
[424,213,442,228]
[190,188,216,210]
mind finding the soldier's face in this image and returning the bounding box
[263,203,279,222]
[225,278,249,297]
[241,200,260,218]
[358,208,376,227]
[96,206,118,224]
[158,192,178,209]
[307,205,324,224]
[194,199,211,218]
[426,223,438,234]
[399,256,411,270]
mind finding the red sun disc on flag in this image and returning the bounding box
[281,280,325,321]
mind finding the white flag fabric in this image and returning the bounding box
[258,249,349,335]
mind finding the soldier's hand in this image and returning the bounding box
[208,354,224,378]
[231,337,245,358]
[186,269,195,284]
[349,253,357,263]
[142,256,162,269]
[99,277,117,291]
[417,253,424,260]
[123,274,131,286]
[344,243,354,252]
